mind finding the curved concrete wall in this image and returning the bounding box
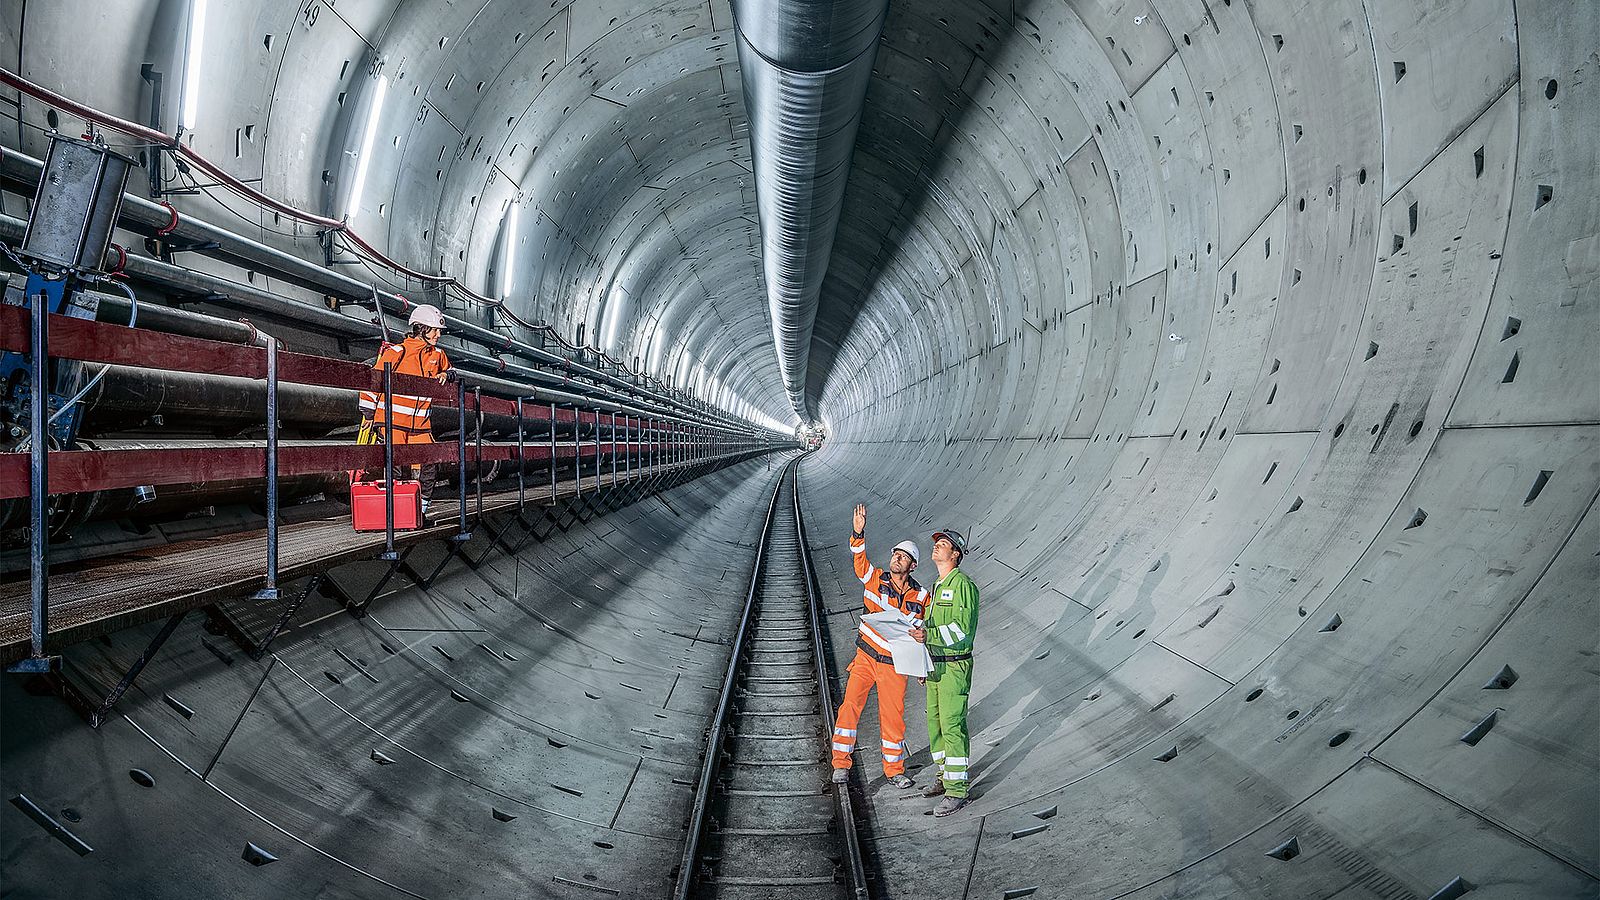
[2,0,1596,896]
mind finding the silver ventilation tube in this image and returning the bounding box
[734,0,890,422]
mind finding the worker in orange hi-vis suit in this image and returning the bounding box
[357,304,452,514]
[830,502,927,789]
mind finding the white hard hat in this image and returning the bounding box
[408,304,446,330]
[891,540,919,564]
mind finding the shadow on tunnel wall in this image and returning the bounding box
[805,0,1020,402]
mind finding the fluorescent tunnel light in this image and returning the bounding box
[345,73,389,219]
[179,0,208,131]
[500,201,520,300]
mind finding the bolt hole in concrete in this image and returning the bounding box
[1545,78,1558,99]
[241,843,278,866]
[129,769,155,788]
[1246,688,1264,702]
[1502,350,1521,383]
[1328,731,1351,748]
[1431,876,1477,900]
[1287,710,1301,720]
[1483,664,1519,690]
[1461,710,1500,746]
[1265,836,1301,861]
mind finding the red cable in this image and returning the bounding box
[0,67,501,310]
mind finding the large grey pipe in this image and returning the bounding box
[734,0,889,421]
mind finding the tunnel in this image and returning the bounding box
[1,0,1596,898]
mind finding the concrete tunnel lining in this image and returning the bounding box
[2,0,1598,897]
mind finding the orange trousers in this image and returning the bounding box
[830,650,908,776]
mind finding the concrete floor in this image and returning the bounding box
[2,0,1597,897]
[2,460,787,898]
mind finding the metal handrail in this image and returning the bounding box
[673,457,793,900]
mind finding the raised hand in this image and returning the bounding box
[853,502,867,535]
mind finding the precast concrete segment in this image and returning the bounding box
[0,460,788,898]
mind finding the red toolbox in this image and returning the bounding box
[351,481,422,531]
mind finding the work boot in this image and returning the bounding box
[922,781,946,798]
[933,796,969,817]
[887,774,915,789]
[831,768,850,785]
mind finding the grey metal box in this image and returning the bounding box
[20,134,134,272]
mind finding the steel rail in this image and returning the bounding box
[793,457,870,898]
[673,458,792,900]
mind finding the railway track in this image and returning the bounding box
[675,459,870,899]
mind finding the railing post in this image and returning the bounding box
[455,379,471,541]
[473,386,484,521]
[515,397,525,510]
[611,410,618,486]
[574,407,583,501]
[13,289,53,672]
[380,362,397,561]
[254,333,281,599]
[549,401,557,500]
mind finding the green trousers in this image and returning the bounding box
[925,658,973,797]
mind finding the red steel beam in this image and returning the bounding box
[0,441,682,499]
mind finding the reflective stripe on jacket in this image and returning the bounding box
[851,532,927,660]
[358,337,450,442]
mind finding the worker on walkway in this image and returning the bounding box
[830,502,927,789]
[358,304,452,514]
[911,528,978,816]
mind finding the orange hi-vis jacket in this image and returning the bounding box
[358,336,451,444]
[850,531,928,663]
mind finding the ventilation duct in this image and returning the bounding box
[733,0,890,421]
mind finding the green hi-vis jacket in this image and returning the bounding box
[925,567,979,659]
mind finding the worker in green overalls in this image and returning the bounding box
[910,527,978,816]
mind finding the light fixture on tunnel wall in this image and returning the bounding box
[344,73,389,220]
[499,199,520,300]
[178,0,208,133]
